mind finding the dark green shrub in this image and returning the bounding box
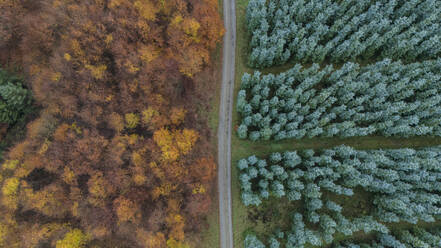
[0,69,32,124]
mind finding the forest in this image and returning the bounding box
[237,59,441,141]
[234,0,441,247]
[246,0,441,67]
[0,0,223,247]
[239,146,441,246]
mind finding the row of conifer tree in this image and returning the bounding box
[239,146,441,246]
[246,0,441,68]
[237,59,441,141]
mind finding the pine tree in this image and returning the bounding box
[238,59,441,140]
[246,0,441,67]
[0,69,32,124]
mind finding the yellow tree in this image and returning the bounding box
[56,229,90,248]
[1,177,20,210]
[125,113,140,129]
[166,238,190,248]
[175,129,198,155]
[153,128,178,161]
[153,128,198,161]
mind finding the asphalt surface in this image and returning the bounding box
[217,0,236,246]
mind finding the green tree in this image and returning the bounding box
[0,69,31,124]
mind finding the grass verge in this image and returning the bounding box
[201,202,221,248]
[231,0,251,245]
[200,0,224,246]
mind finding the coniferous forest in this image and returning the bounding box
[237,59,441,141]
[235,0,441,247]
[0,0,223,247]
[246,0,441,67]
[239,146,441,246]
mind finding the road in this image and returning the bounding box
[218,0,236,246]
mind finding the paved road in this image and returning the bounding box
[218,0,236,246]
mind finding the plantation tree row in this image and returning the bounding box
[238,145,441,245]
[246,0,441,68]
[237,59,441,141]
[333,227,441,248]
[245,226,441,248]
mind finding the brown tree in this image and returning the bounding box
[0,0,222,246]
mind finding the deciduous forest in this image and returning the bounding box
[0,0,223,247]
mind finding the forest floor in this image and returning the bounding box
[231,0,441,247]
[201,45,222,248]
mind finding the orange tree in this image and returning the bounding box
[0,0,223,246]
